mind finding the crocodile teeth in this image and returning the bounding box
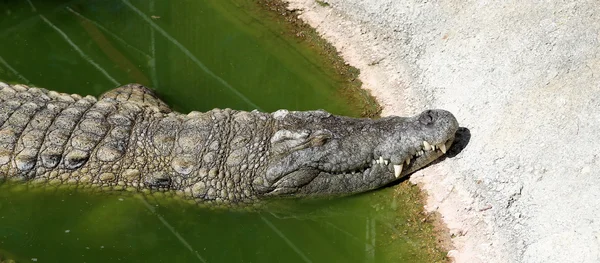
[405,158,411,165]
[423,141,432,151]
[439,143,447,154]
[394,164,403,178]
[432,144,436,151]
[379,156,384,164]
[384,160,389,165]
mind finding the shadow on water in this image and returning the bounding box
[0,181,438,263]
[0,0,447,262]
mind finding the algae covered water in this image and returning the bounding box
[0,0,445,262]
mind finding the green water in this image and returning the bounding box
[0,1,442,262]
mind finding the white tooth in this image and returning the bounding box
[379,156,384,164]
[423,141,432,151]
[394,164,403,178]
[440,143,447,154]
[419,150,424,156]
[384,160,389,165]
[432,144,436,151]
[405,158,410,165]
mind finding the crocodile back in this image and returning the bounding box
[0,82,143,186]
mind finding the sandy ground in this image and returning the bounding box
[285,1,600,262]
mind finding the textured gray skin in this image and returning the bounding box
[0,82,458,205]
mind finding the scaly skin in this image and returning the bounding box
[0,82,458,205]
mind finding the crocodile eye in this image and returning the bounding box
[310,134,330,146]
[309,130,332,147]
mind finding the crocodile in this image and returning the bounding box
[0,82,458,205]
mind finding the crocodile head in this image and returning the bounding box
[254,109,459,199]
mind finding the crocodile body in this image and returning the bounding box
[0,82,458,205]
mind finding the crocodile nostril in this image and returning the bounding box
[419,110,435,125]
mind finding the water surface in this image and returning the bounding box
[0,1,442,262]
